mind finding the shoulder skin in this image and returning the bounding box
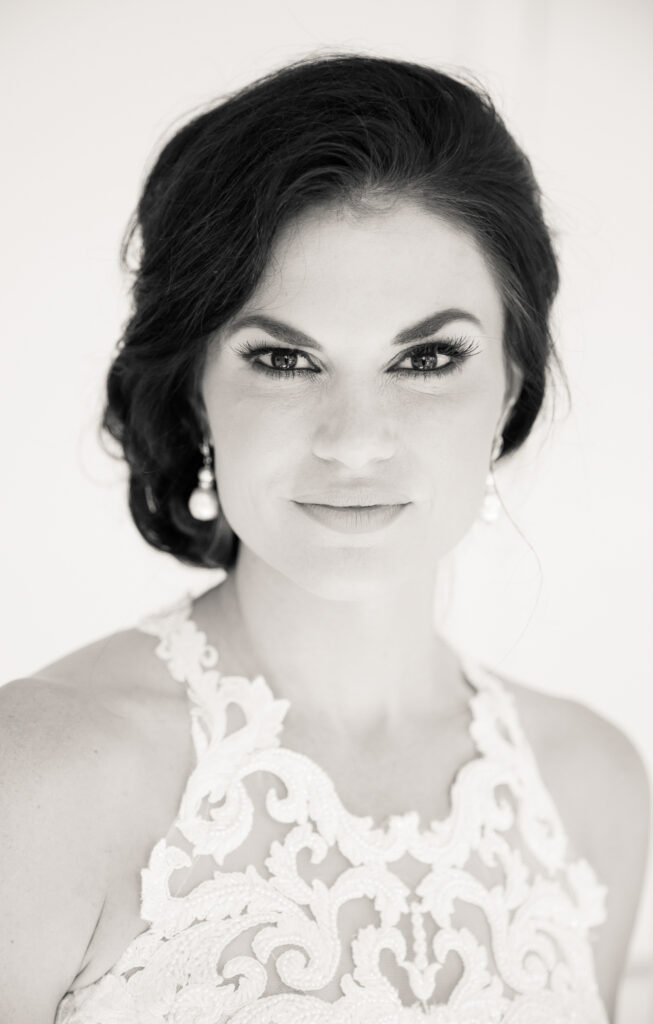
[500,675,651,1020]
[0,627,195,1021]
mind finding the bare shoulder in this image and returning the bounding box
[34,621,196,781]
[0,674,134,1020]
[0,627,194,1020]
[2,618,192,771]
[32,621,186,713]
[21,620,195,839]
[498,674,650,864]
[497,672,651,1017]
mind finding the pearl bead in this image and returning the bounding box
[188,488,219,520]
[481,495,501,523]
[198,466,214,486]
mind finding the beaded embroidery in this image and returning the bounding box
[55,591,609,1024]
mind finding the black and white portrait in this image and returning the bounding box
[1,2,651,1022]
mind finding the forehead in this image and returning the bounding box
[240,199,504,336]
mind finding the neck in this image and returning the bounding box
[198,547,466,738]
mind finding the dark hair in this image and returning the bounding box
[101,52,562,570]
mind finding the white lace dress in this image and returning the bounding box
[55,592,609,1024]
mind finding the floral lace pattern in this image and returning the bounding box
[56,592,609,1024]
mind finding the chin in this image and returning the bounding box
[264,540,431,603]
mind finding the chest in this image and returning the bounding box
[72,705,477,988]
[71,689,599,1011]
[277,707,481,829]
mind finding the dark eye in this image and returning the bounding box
[263,350,311,372]
[398,347,453,373]
[392,339,479,378]
[233,342,317,379]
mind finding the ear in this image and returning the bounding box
[499,361,524,437]
[191,391,213,443]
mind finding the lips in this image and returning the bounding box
[300,503,405,509]
[294,492,411,508]
[294,501,409,534]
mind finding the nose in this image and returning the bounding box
[310,380,398,469]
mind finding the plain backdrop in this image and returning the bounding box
[1,0,651,1017]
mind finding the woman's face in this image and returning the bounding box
[202,199,519,600]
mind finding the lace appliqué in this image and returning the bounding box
[56,593,609,1024]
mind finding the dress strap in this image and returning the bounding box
[459,655,544,764]
[136,591,225,757]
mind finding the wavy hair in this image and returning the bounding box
[101,52,562,569]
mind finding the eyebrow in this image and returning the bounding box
[225,308,483,351]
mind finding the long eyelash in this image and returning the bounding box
[234,336,480,381]
[393,337,480,379]
[233,341,311,380]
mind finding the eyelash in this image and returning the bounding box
[234,337,480,381]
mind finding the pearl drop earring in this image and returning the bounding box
[481,435,504,525]
[188,439,220,521]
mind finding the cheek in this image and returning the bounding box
[414,381,498,460]
[412,389,501,534]
[436,428,491,510]
[206,383,297,495]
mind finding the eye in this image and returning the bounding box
[394,343,454,375]
[233,342,319,379]
[392,338,480,379]
[256,348,314,374]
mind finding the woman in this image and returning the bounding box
[1,53,649,1024]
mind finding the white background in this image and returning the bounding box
[1,0,651,1017]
